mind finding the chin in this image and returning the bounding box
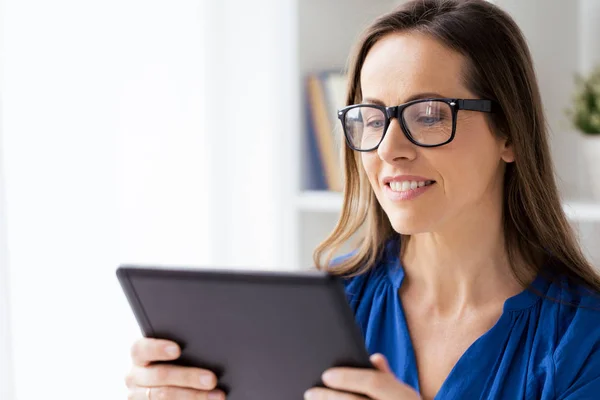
[384,207,431,235]
[390,221,426,235]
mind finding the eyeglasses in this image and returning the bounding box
[337,98,494,151]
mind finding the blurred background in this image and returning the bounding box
[0,0,599,399]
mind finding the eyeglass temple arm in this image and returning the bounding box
[457,99,494,113]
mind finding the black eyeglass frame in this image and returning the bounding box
[337,98,495,151]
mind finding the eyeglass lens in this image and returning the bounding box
[343,100,453,150]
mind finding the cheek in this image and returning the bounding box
[441,124,503,197]
[361,153,381,188]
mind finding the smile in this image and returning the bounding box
[387,180,436,193]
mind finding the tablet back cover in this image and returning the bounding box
[117,266,371,399]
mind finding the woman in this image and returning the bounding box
[125,0,600,399]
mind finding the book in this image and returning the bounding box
[305,71,348,192]
[304,88,328,191]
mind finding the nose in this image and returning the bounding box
[376,118,418,163]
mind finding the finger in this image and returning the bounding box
[131,338,180,366]
[322,367,415,399]
[130,364,218,391]
[322,368,386,394]
[128,386,226,400]
[304,387,367,400]
[370,353,392,374]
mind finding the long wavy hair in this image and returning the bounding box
[313,0,600,292]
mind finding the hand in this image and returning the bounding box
[125,337,225,399]
[304,354,421,400]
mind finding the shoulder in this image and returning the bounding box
[330,240,403,311]
[545,276,600,341]
[543,276,600,398]
[329,253,377,309]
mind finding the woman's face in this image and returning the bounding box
[359,32,514,234]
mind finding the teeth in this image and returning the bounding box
[389,180,432,192]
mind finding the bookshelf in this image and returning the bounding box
[563,201,600,222]
[284,0,600,270]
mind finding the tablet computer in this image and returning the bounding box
[116,265,372,399]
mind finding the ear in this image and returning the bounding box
[500,137,515,163]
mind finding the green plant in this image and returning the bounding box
[569,66,600,135]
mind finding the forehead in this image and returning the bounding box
[360,32,470,103]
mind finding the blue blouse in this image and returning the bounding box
[341,241,600,399]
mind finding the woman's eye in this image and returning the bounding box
[417,115,443,125]
[366,119,385,128]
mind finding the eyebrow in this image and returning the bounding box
[362,92,447,105]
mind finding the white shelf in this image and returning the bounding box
[296,190,343,212]
[563,200,600,222]
[296,191,600,222]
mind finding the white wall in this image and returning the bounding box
[0,94,15,400]
[1,0,175,398]
[579,0,600,75]
[116,1,211,268]
[202,0,289,270]
[1,0,291,399]
[0,3,14,396]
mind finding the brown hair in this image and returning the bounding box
[314,0,600,292]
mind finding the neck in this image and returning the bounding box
[401,200,529,316]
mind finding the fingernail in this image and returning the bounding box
[304,390,316,400]
[165,345,179,356]
[322,370,338,383]
[208,391,223,400]
[200,374,214,387]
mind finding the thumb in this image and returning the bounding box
[370,353,393,374]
